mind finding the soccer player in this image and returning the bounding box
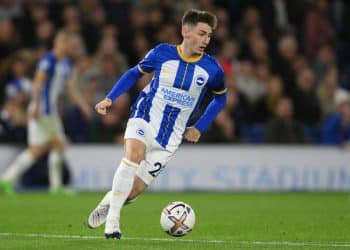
[0,30,91,195]
[88,9,227,239]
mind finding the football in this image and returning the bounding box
[160,201,195,237]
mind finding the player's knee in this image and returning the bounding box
[28,146,47,159]
[125,139,146,164]
[125,148,144,163]
[51,139,65,152]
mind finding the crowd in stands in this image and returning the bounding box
[1,0,350,146]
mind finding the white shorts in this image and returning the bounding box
[124,118,176,185]
[28,115,66,146]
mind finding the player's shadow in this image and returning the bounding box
[20,153,70,190]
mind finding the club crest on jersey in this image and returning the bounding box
[194,75,206,87]
[136,129,145,136]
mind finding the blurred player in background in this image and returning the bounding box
[87,9,227,239]
[0,30,91,195]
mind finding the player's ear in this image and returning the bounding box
[181,24,191,39]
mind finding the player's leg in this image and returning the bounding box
[87,190,112,229]
[49,137,65,193]
[0,146,47,195]
[126,175,148,201]
[92,146,172,233]
[0,117,49,195]
[48,115,73,195]
[102,145,173,234]
[87,176,147,229]
[105,138,146,239]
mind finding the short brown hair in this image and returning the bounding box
[182,9,217,30]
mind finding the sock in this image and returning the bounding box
[105,158,138,234]
[98,190,112,207]
[48,150,64,191]
[2,150,35,182]
[98,190,137,207]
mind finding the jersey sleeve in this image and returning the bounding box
[137,46,159,74]
[37,55,54,75]
[207,67,227,95]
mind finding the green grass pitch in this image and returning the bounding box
[0,192,349,249]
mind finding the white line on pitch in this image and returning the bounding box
[1,232,350,248]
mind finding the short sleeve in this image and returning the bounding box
[37,56,54,75]
[208,67,226,95]
[137,46,158,74]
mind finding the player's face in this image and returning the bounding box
[183,22,212,55]
[54,32,70,55]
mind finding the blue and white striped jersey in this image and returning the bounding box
[131,43,226,151]
[33,52,72,115]
[5,78,32,98]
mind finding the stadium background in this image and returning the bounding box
[0,0,350,189]
[1,1,350,249]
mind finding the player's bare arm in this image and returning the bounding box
[94,65,144,116]
[66,76,92,119]
[30,70,47,119]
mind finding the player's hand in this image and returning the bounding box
[95,98,112,115]
[184,127,201,143]
[29,104,40,120]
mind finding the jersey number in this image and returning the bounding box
[149,162,164,177]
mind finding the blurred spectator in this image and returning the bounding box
[19,2,49,48]
[251,76,284,123]
[292,55,309,73]
[0,19,19,72]
[93,36,128,74]
[255,62,272,88]
[217,39,239,75]
[258,0,308,41]
[317,67,349,118]
[5,57,32,107]
[129,33,151,66]
[203,108,235,143]
[0,98,27,143]
[236,7,261,43]
[61,5,82,34]
[155,23,181,45]
[321,92,350,147]
[272,34,299,95]
[207,7,230,54]
[264,97,305,144]
[69,56,97,105]
[312,44,336,84]
[88,93,130,143]
[0,1,349,145]
[67,33,86,62]
[0,0,22,20]
[249,36,270,65]
[95,55,121,97]
[144,8,164,45]
[235,60,266,105]
[62,4,80,27]
[225,83,250,139]
[82,5,106,53]
[304,0,335,59]
[35,19,55,49]
[291,68,321,126]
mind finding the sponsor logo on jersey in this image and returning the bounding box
[160,87,195,107]
[194,75,206,87]
[136,128,145,136]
